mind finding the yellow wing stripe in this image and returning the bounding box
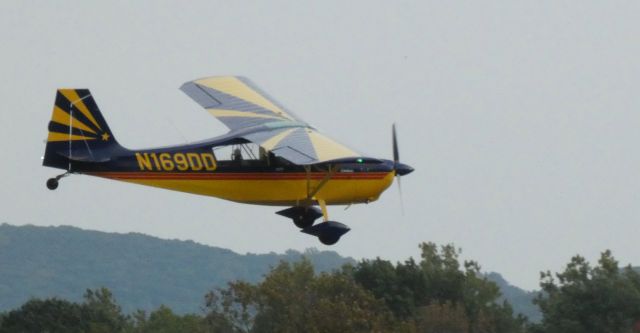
[208,109,282,120]
[307,131,358,162]
[58,89,102,131]
[261,128,297,151]
[196,77,294,120]
[51,106,97,134]
[47,132,96,142]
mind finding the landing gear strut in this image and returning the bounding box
[275,165,351,245]
[46,172,70,191]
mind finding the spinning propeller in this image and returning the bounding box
[391,124,414,211]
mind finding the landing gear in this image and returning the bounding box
[276,200,350,245]
[46,172,70,191]
[319,234,339,245]
[276,206,323,229]
[294,216,314,229]
[301,221,350,245]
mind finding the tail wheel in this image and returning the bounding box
[46,178,59,190]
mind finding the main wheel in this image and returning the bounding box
[293,216,314,229]
[318,234,340,245]
[46,178,58,190]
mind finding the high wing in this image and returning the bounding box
[180,76,365,165]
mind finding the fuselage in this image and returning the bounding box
[43,84,414,245]
[70,137,396,206]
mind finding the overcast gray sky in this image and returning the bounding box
[1,1,639,290]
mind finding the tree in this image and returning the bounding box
[0,288,220,333]
[205,280,256,333]
[415,301,469,333]
[130,305,207,333]
[82,288,129,333]
[350,257,423,320]
[206,258,395,333]
[0,288,132,333]
[349,242,526,333]
[531,250,640,333]
[0,298,85,333]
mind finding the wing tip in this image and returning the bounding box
[182,75,249,88]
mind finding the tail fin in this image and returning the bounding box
[43,89,123,170]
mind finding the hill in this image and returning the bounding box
[0,223,352,314]
[485,272,541,322]
[0,223,543,320]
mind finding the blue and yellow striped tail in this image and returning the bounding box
[43,89,123,170]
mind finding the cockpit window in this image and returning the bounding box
[212,143,279,169]
[213,143,262,162]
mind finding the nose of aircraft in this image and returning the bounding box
[395,162,414,176]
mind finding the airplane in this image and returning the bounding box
[42,76,413,245]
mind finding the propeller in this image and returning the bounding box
[393,123,399,163]
[391,123,414,213]
[392,123,414,176]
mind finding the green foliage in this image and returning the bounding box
[415,302,470,333]
[202,243,527,332]
[7,225,638,332]
[206,259,395,333]
[349,256,427,320]
[530,250,640,333]
[350,242,527,333]
[82,288,129,332]
[5,243,639,332]
[0,288,128,333]
[0,298,85,333]
[131,306,208,333]
[0,288,229,333]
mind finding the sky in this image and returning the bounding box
[1,1,639,290]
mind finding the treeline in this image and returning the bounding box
[0,224,353,314]
[1,243,639,333]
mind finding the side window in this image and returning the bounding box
[212,143,263,162]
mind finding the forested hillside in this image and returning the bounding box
[0,224,539,319]
[2,224,639,332]
[0,224,351,314]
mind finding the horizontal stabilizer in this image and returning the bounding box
[56,150,111,163]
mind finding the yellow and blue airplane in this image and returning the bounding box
[43,76,413,245]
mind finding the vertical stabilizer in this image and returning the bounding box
[43,89,123,170]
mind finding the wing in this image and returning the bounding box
[180,76,364,165]
[242,126,361,165]
[180,76,305,130]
